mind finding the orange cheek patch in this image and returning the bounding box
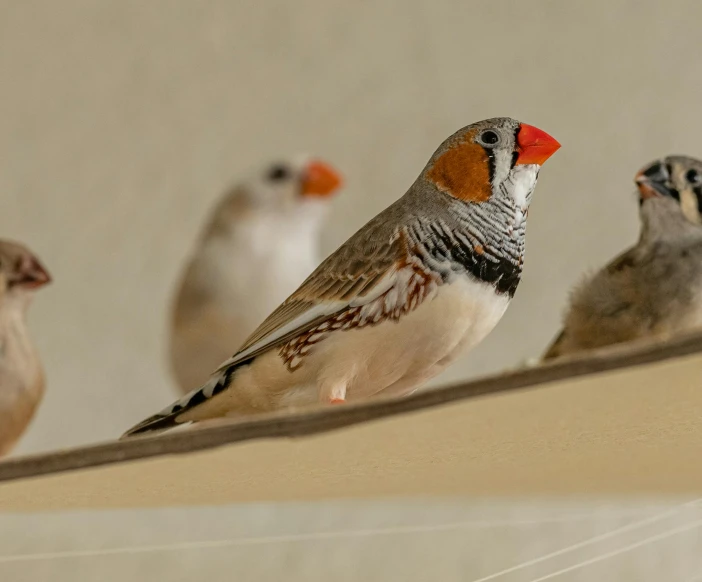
[426,139,492,203]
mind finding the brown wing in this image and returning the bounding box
[541,246,640,362]
[212,220,411,372]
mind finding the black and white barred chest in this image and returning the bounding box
[405,196,528,298]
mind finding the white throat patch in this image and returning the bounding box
[506,164,539,226]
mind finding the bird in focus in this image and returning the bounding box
[169,156,343,394]
[542,155,702,361]
[124,117,560,437]
[0,240,51,456]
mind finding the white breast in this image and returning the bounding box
[0,299,44,455]
[204,214,320,319]
[313,276,510,400]
[171,211,322,391]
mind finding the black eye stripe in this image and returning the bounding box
[510,151,519,169]
[510,124,524,169]
[484,148,496,184]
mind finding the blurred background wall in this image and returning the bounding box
[1,1,701,580]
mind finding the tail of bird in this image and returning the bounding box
[119,410,182,439]
[120,368,233,439]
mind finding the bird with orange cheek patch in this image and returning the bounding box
[124,117,560,437]
[169,156,343,395]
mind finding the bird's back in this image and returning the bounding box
[543,237,702,359]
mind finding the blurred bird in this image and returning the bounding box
[124,117,560,437]
[169,156,343,394]
[543,155,702,361]
[0,240,51,456]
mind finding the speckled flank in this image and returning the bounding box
[279,262,439,371]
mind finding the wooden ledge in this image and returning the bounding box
[0,330,698,510]
[3,331,702,485]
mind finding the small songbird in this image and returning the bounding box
[542,155,702,361]
[124,117,560,437]
[0,240,51,456]
[169,157,343,394]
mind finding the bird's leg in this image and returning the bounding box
[318,381,347,405]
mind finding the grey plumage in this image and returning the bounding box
[543,156,702,360]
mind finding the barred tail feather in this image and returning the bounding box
[120,411,182,439]
[120,367,235,439]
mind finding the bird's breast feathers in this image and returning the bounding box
[279,269,508,376]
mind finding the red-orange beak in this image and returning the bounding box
[300,160,343,198]
[13,256,51,290]
[515,123,561,166]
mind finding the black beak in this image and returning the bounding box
[635,162,678,201]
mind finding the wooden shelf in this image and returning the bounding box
[1,331,702,511]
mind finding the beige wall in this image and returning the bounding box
[1,1,701,579]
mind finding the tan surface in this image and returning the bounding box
[1,352,701,511]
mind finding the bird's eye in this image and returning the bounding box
[267,165,290,182]
[686,169,701,184]
[479,130,500,146]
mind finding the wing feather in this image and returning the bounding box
[121,207,426,438]
[211,223,409,372]
[541,246,640,361]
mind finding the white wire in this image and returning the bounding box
[470,498,702,582]
[0,509,659,564]
[525,518,702,582]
